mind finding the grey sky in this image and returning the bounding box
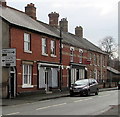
[6,0,118,46]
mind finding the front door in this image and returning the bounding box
[45,70,49,92]
[76,69,79,80]
[9,67,16,98]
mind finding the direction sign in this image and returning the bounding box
[1,48,16,67]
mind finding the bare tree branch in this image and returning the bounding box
[99,36,117,59]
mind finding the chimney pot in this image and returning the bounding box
[48,12,59,28]
[75,26,83,38]
[25,3,36,20]
[59,18,68,32]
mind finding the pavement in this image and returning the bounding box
[1,87,118,107]
[100,105,120,116]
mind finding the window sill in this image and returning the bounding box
[24,50,32,54]
[42,53,48,56]
[51,54,57,57]
[22,85,34,88]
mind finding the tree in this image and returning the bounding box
[99,36,117,59]
[112,57,120,71]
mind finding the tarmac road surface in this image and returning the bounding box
[2,90,119,115]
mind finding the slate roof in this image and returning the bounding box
[39,21,106,54]
[107,66,120,74]
[0,6,60,38]
[1,5,106,54]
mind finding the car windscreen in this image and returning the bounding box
[74,79,89,86]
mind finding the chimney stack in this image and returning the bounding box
[0,0,7,7]
[75,26,83,38]
[25,3,36,20]
[59,18,68,32]
[48,12,59,28]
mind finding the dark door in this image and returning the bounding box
[10,73,15,98]
[76,69,79,80]
[45,71,49,92]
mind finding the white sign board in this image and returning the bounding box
[1,48,16,66]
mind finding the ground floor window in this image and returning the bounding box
[22,64,33,87]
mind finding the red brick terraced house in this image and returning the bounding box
[1,2,61,98]
[1,2,108,98]
[42,15,108,90]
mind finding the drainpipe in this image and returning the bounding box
[59,27,63,91]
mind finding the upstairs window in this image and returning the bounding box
[102,56,106,66]
[97,55,99,65]
[89,53,92,65]
[42,38,47,55]
[70,47,74,62]
[51,40,56,55]
[79,49,83,63]
[24,33,31,52]
[94,54,97,65]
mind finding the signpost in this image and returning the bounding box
[1,48,16,67]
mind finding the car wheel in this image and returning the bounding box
[95,89,98,95]
[70,92,74,97]
[95,91,98,95]
[86,90,90,96]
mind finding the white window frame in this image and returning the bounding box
[22,64,33,88]
[79,49,83,63]
[89,53,92,65]
[90,70,92,78]
[24,33,32,53]
[97,55,99,66]
[42,38,48,56]
[51,40,56,57]
[103,56,106,67]
[70,49,74,62]
[70,47,74,62]
[94,54,97,65]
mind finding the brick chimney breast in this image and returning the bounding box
[75,26,83,38]
[59,18,68,32]
[48,12,59,28]
[25,3,36,20]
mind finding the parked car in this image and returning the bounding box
[118,81,120,90]
[69,79,99,96]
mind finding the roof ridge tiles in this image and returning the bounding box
[7,6,25,14]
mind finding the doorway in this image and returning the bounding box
[45,68,52,93]
[76,69,79,80]
[45,70,49,92]
[9,67,16,98]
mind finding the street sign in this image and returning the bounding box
[1,48,16,67]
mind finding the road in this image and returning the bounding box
[2,90,118,115]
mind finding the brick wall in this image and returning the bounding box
[62,43,108,88]
[10,27,60,93]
